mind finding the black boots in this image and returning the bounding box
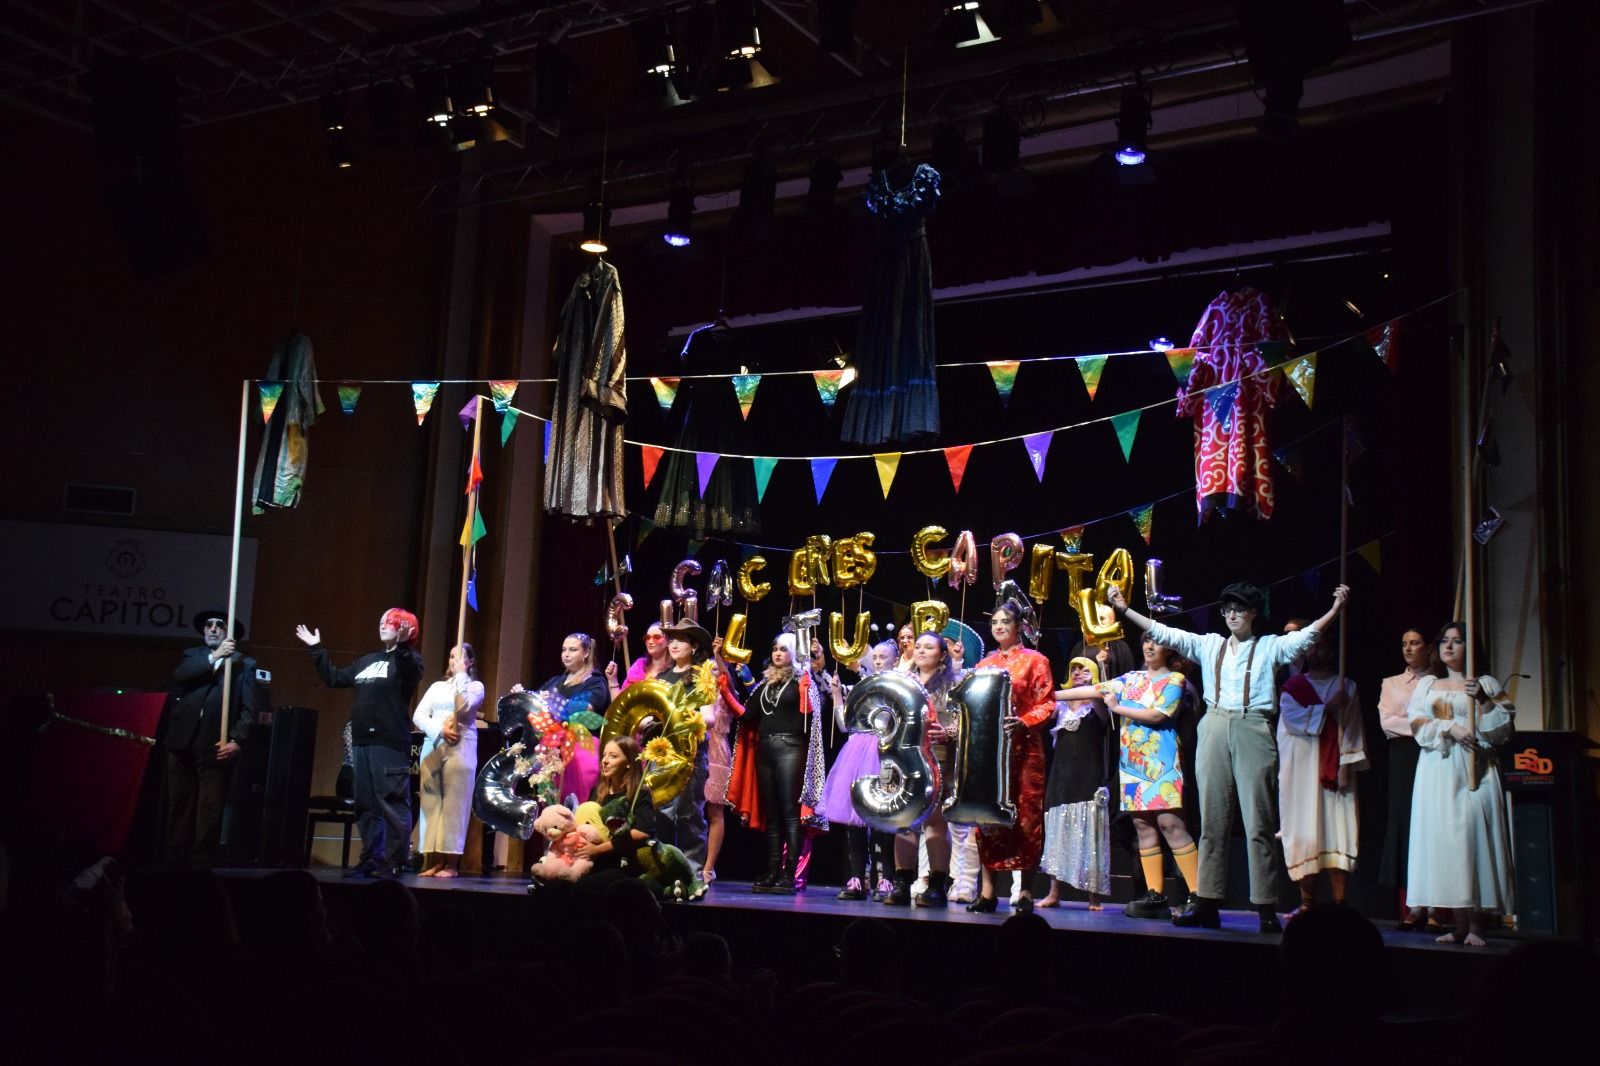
[770,861,798,895]
[752,862,781,893]
[1124,890,1172,920]
[1256,904,1283,933]
[1172,894,1222,929]
[884,870,914,906]
[917,872,949,907]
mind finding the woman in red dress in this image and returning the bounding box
[969,599,1056,913]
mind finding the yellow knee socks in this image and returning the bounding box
[1171,842,1200,892]
[1139,847,1165,894]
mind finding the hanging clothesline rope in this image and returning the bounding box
[269,292,1449,387]
[490,293,1440,462]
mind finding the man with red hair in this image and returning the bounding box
[297,609,425,877]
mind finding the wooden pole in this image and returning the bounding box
[220,379,252,747]
[1337,416,1350,692]
[1460,337,1480,790]
[456,395,484,656]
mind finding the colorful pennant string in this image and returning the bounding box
[642,446,665,489]
[1284,354,1318,408]
[336,384,361,415]
[489,380,518,413]
[812,369,845,408]
[257,381,284,424]
[1164,347,1196,386]
[1023,431,1052,482]
[987,360,1020,406]
[944,446,972,494]
[650,377,680,411]
[1128,503,1154,544]
[753,457,779,503]
[1110,409,1141,463]
[1075,355,1107,401]
[1059,526,1086,554]
[811,458,838,503]
[695,452,719,497]
[500,408,517,446]
[731,374,761,420]
[412,382,441,425]
[459,508,487,547]
[1207,381,1240,430]
[1356,539,1382,573]
[874,452,901,499]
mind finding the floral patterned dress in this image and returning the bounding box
[1098,670,1188,811]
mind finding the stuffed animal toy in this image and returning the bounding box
[528,804,603,882]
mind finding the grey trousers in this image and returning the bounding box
[1195,709,1280,904]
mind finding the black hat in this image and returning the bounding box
[193,610,246,640]
[661,618,711,650]
[1217,582,1266,613]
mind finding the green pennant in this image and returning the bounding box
[1110,409,1141,463]
[753,457,778,503]
[459,508,487,547]
[500,408,517,446]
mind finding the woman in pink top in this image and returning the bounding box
[605,620,671,698]
[1377,627,1436,929]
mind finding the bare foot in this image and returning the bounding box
[1087,901,1104,912]
[419,866,441,877]
[435,868,459,879]
[1462,931,1486,947]
[1435,931,1458,944]
[1036,896,1060,909]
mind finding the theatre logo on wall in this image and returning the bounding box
[0,520,257,639]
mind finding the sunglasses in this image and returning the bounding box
[203,620,229,630]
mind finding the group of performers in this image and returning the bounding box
[288,571,1517,944]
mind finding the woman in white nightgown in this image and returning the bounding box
[1404,621,1515,946]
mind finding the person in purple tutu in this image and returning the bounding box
[822,640,900,901]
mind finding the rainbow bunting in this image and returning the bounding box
[1128,504,1154,544]
[1059,526,1085,554]
[874,453,901,499]
[1110,409,1141,463]
[1075,355,1108,401]
[466,452,483,494]
[731,374,761,420]
[457,398,479,430]
[1022,431,1052,482]
[1284,353,1318,408]
[257,381,284,424]
[1164,347,1196,386]
[944,445,973,494]
[753,457,779,503]
[987,360,1021,406]
[489,380,518,412]
[412,381,441,425]
[650,377,680,411]
[812,369,845,408]
[337,384,361,415]
[1363,323,1398,372]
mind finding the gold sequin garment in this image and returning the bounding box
[544,260,627,519]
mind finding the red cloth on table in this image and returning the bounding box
[1176,288,1289,521]
[975,645,1055,872]
[26,692,167,856]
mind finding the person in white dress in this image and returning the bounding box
[413,643,485,877]
[1277,636,1367,913]
[1404,621,1516,946]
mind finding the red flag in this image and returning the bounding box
[466,452,483,494]
[642,446,665,489]
[944,445,973,494]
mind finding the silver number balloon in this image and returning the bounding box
[1145,558,1183,616]
[472,693,541,838]
[845,671,940,832]
[942,668,1017,827]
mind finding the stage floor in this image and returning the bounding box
[233,865,1525,958]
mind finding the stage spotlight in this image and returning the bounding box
[319,91,345,131]
[415,67,452,125]
[448,114,480,152]
[717,55,780,91]
[816,0,856,54]
[717,0,762,58]
[664,185,695,247]
[447,58,495,116]
[1115,76,1152,166]
[942,3,997,49]
[638,14,677,75]
[981,109,1020,173]
[326,128,354,169]
[803,155,843,214]
[580,202,611,254]
[1148,337,1174,351]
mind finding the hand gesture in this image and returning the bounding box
[1331,584,1350,611]
[1003,714,1024,737]
[294,625,321,647]
[510,682,526,694]
[1106,585,1128,611]
[1447,720,1473,743]
[604,662,619,683]
[712,636,724,656]
[212,638,237,661]
[574,839,604,861]
[1464,676,1484,702]
[1095,647,1110,665]
[442,720,462,746]
[215,740,240,761]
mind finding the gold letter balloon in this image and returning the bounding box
[737,555,771,602]
[911,525,951,579]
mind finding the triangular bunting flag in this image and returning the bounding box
[1363,323,1398,372]
[500,409,517,446]
[753,457,778,504]
[1257,341,1292,369]
[686,539,704,560]
[489,380,518,412]
[466,452,484,494]
[1207,381,1240,430]
[641,446,665,490]
[1284,354,1317,408]
[1059,526,1085,554]
[1273,445,1304,479]
[1110,409,1141,463]
[987,360,1021,406]
[1164,347,1196,386]
[336,384,361,415]
[1022,431,1052,482]
[874,453,901,499]
[810,458,838,503]
[695,452,719,497]
[731,374,761,420]
[1074,355,1108,401]
[943,445,973,494]
[637,518,656,548]
[650,377,680,411]
[542,421,552,464]
[812,369,845,408]
[466,568,478,612]
[1356,540,1383,574]
[459,507,487,547]
[257,381,284,424]
[459,398,481,430]
[412,382,441,425]
[1128,504,1154,544]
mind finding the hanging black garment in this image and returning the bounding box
[545,259,627,519]
[840,163,942,447]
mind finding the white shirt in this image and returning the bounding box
[1146,621,1319,713]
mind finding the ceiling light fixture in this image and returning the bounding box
[1115,76,1152,166]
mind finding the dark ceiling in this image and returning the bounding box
[0,1,1536,211]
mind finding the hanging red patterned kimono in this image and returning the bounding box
[1176,288,1288,521]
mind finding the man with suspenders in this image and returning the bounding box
[1107,581,1350,931]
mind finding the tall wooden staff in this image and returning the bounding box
[220,379,251,746]
[1337,416,1351,693]
[1458,338,1481,790]
[456,396,485,660]
[606,520,630,664]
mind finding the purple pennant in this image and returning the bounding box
[1022,430,1052,482]
[542,421,552,464]
[1207,381,1240,429]
[458,398,479,430]
[810,458,838,503]
[696,452,719,497]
